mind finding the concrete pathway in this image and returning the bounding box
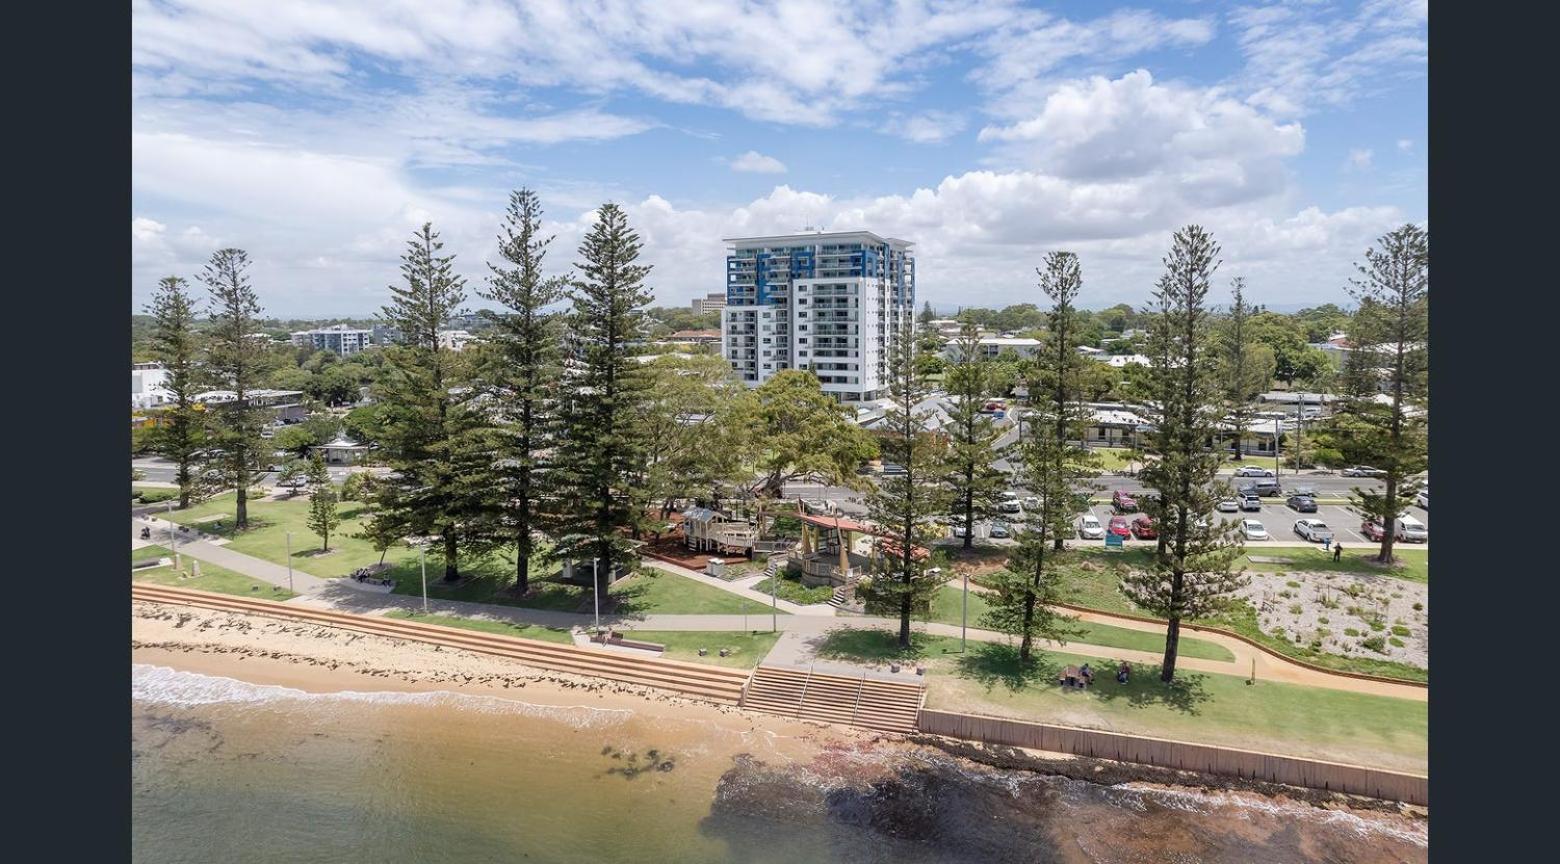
[131,515,330,594]
[641,557,830,616]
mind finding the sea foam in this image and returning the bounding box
[131,663,632,729]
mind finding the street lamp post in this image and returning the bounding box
[285,532,294,594]
[166,500,180,571]
[592,557,600,632]
[961,569,969,652]
[420,545,428,614]
[771,563,778,633]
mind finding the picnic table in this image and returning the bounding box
[1058,664,1093,689]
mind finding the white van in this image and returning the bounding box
[1394,516,1428,543]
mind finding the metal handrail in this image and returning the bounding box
[795,666,815,718]
[849,672,867,727]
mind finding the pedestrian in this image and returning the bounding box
[1333,543,1343,562]
[1322,536,1331,553]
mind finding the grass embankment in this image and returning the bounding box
[929,586,1234,662]
[131,545,297,600]
[166,495,771,615]
[1023,548,1429,682]
[814,628,1426,773]
[754,572,836,605]
[383,610,574,644]
[618,630,781,668]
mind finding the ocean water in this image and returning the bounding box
[131,664,1427,863]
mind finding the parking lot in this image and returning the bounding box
[1079,493,1430,547]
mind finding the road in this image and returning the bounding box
[133,456,383,485]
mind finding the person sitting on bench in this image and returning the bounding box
[1079,663,1093,684]
[1117,661,1131,684]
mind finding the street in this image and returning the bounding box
[133,456,382,485]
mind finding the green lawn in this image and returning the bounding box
[383,610,574,644]
[1241,548,1428,584]
[611,569,775,615]
[132,545,171,567]
[165,493,425,579]
[813,628,1426,773]
[929,586,1234,662]
[617,630,781,668]
[1088,447,1141,472]
[131,545,297,600]
[754,571,836,605]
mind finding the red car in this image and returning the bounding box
[1131,514,1157,540]
[1111,490,1138,512]
[1361,520,1388,541]
[1107,515,1132,538]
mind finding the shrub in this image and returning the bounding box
[1411,602,1423,611]
[1361,636,1387,653]
[1391,625,1410,637]
[138,489,177,504]
[1368,619,1385,631]
[1344,628,1361,637]
[1388,637,1406,648]
[1317,616,1329,624]
[1285,580,1302,589]
[1278,589,1292,599]
[1289,604,1303,615]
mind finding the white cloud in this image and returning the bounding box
[1345,148,1374,171]
[882,111,968,144]
[1397,138,1413,152]
[978,71,1303,210]
[132,217,166,243]
[729,151,787,174]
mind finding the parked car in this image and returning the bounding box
[1395,516,1428,543]
[1342,466,1387,477]
[998,499,1024,514]
[1415,489,1429,509]
[1293,519,1335,543]
[879,463,907,476]
[1107,515,1132,538]
[1361,520,1388,541]
[951,524,970,538]
[1234,465,1275,477]
[1248,479,1283,497]
[1239,493,1263,512]
[1290,485,1317,497]
[1111,490,1138,512]
[988,521,1012,539]
[1130,514,1156,539]
[1216,497,1240,513]
[1077,514,1105,540]
[1240,519,1269,541]
[1285,494,1318,513]
[1022,496,1040,510]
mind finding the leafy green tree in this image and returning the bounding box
[859,313,951,648]
[200,249,272,529]
[473,188,566,594]
[1031,252,1098,550]
[275,459,307,495]
[1218,277,1276,460]
[1121,227,1247,682]
[144,275,216,509]
[943,319,1006,549]
[340,470,374,502]
[637,354,751,519]
[1340,225,1429,564]
[551,203,655,597]
[305,455,342,552]
[372,223,483,581]
[736,370,875,535]
[342,405,384,449]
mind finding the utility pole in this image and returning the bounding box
[166,499,180,571]
[592,557,600,632]
[420,545,428,614]
[285,532,293,594]
[961,569,969,652]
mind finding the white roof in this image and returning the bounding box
[978,336,1041,347]
[724,230,913,250]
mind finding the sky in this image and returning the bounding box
[131,0,1427,317]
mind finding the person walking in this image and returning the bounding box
[1333,542,1343,562]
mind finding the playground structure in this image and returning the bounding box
[788,512,931,590]
[681,506,760,556]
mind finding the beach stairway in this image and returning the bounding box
[131,584,750,705]
[739,665,923,734]
[827,585,849,608]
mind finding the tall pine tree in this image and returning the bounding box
[372,223,481,581]
[860,313,951,649]
[200,249,270,529]
[474,189,565,594]
[1340,225,1429,564]
[1122,227,1246,682]
[943,318,1005,550]
[552,203,654,600]
[1033,252,1095,551]
[144,275,214,509]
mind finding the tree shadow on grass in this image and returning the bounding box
[952,642,1058,693]
[1086,668,1212,715]
[953,642,1211,716]
[812,627,931,663]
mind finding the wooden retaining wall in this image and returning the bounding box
[917,709,1428,806]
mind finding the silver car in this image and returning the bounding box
[1240,519,1269,541]
[1216,498,1239,513]
[1077,514,1105,540]
[988,521,1012,539]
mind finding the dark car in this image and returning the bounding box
[1107,515,1132,538]
[1239,493,1263,512]
[1249,479,1283,497]
[1286,494,1318,513]
[1111,490,1138,512]
[1130,514,1157,540]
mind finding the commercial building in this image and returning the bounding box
[690,292,728,315]
[942,336,1042,362]
[132,362,172,409]
[721,230,915,403]
[290,324,374,356]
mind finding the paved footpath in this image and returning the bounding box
[130,515,1425,702]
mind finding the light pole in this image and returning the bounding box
[1274,415,1282,477]
[285,532,294,594]
[961,569,968,652]
[420,545,428,614]
[592,557,600,632]
[771,562,778,633]
[166,500,180,571]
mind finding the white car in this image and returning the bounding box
[1395,516,1428,543]
[1240,519,1269,541]
[1342,466,1387,478]
[1293,519,1334,543]
[1022,496,1040,510]
[1415,489,1429,509]
[1077,514,1105,540]
[1216,498,1239,512]
[998,499,1023,514]
[1234,466,1276,477]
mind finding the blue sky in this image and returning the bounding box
[131,0,1427,316]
